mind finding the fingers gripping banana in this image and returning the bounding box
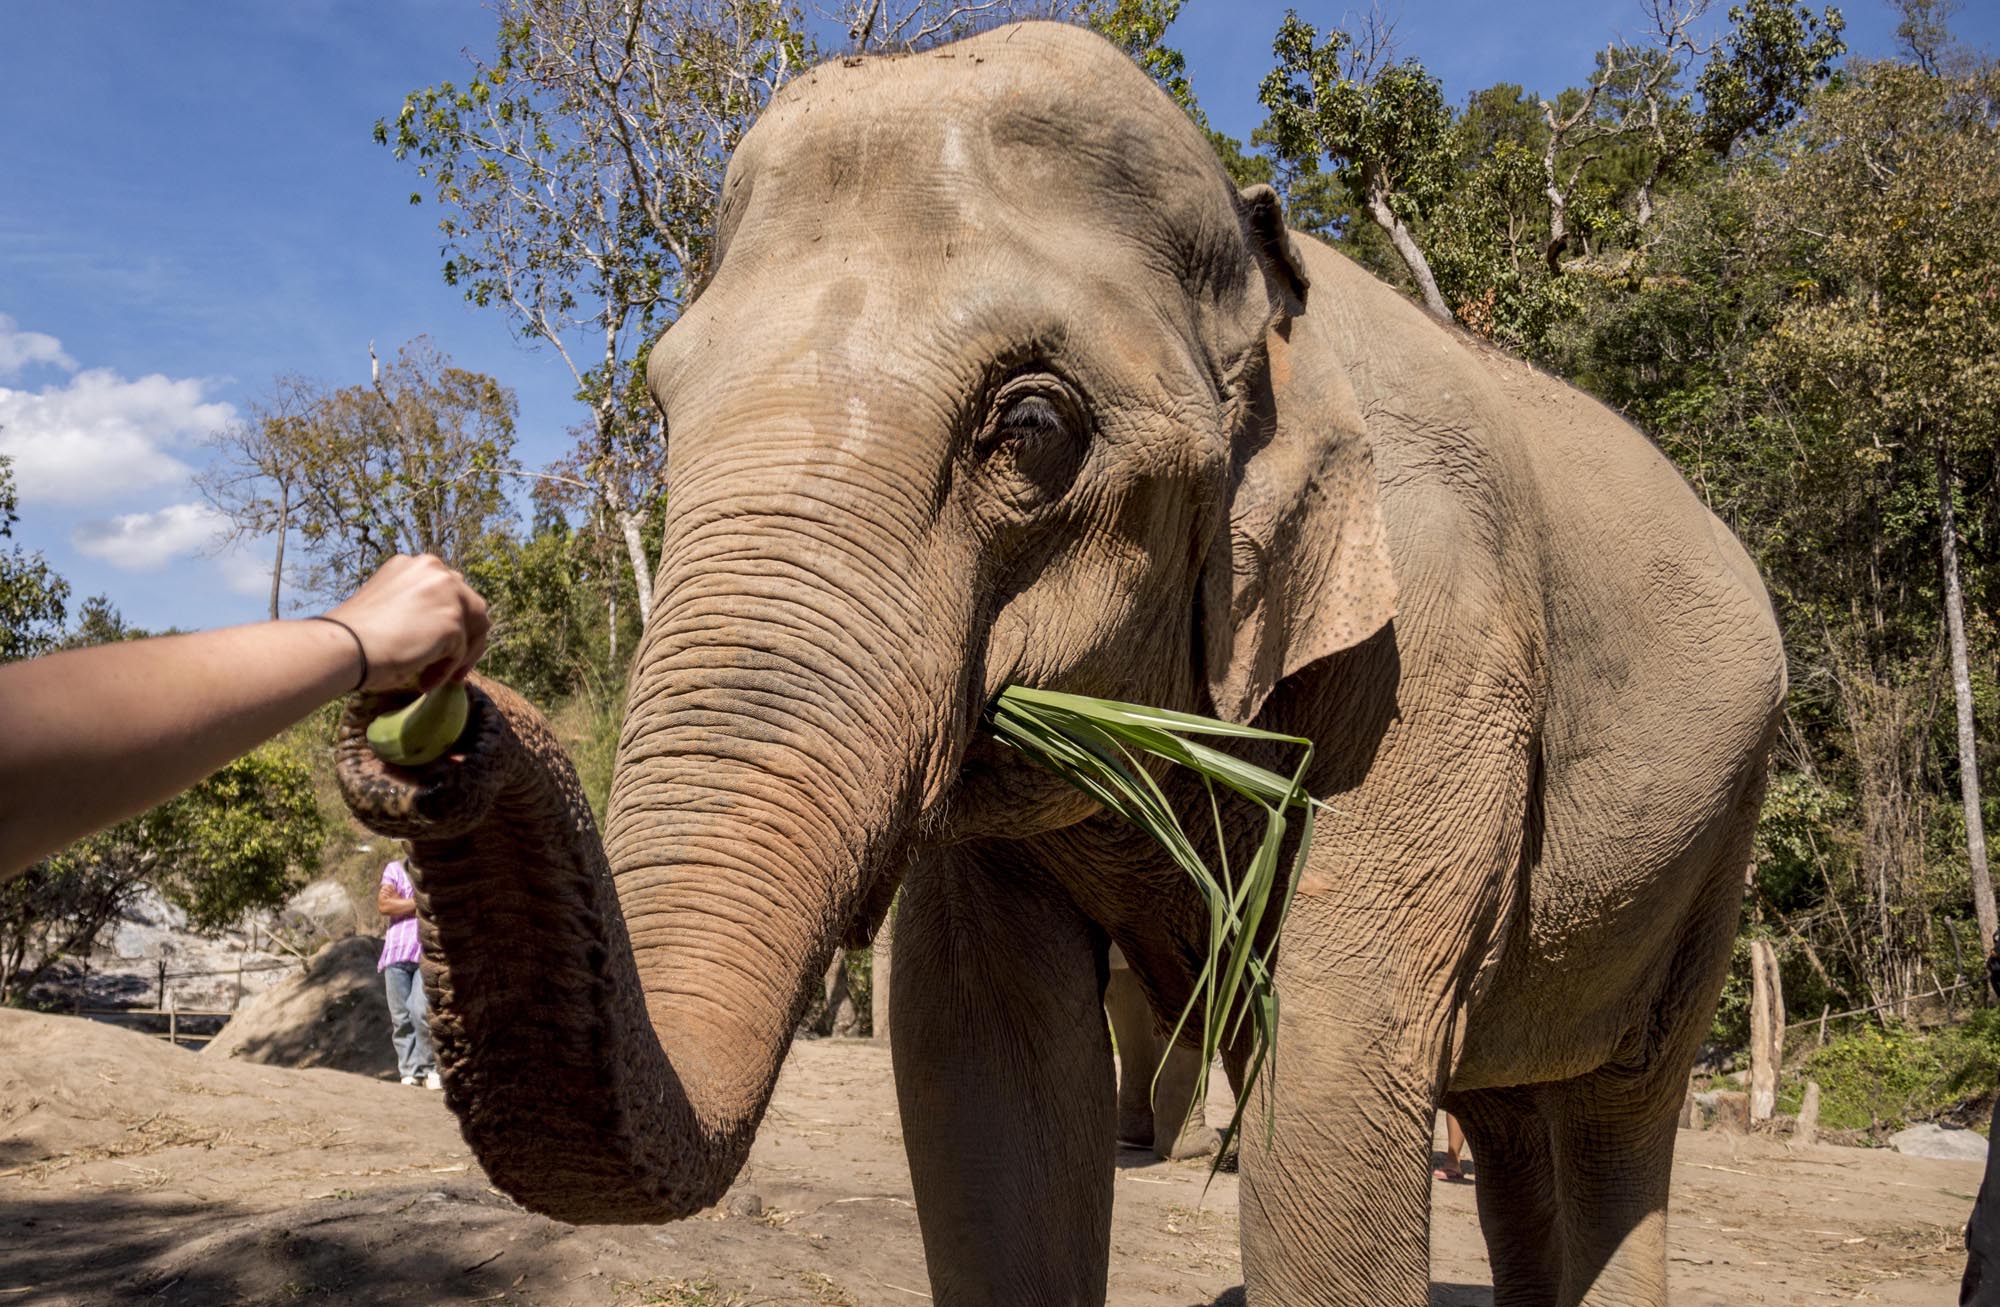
[366,681,471,767]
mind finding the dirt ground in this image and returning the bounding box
[0,1009,1977,1306]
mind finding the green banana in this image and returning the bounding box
[365,681,470,767]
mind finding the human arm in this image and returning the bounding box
[0,554,489,879]
[378,880,418,920]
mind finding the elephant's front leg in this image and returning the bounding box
[1239,940,1464,1306]
[891,842,1116,1306]
[1241,705,1528,1302]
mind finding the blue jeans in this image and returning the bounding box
[383,961,436,1080]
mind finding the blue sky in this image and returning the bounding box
[2,0,1990,633]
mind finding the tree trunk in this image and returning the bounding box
[616,508,654,621]
[1796,1079,1821,1145]
[1749,938,1784,1122]
[1939,439,1995,956]
[594,402,656,623]
[1363,187,1452,322]
[822,953,858,1037]
[267,489,289,623]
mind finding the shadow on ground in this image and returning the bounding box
[0,1183,566,1306]
[1192,1285,1491,1306]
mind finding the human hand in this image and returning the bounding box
[324,555,490,692]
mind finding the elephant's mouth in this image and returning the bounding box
[916,726,1102,844]
[334,680,509,841]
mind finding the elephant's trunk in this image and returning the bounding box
[336,503,952,1223]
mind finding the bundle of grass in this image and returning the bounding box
[987,686,1318,1162]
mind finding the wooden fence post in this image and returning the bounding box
[1796,1079,1821,1145]
[1749,938,1785,1122]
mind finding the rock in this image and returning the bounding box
[1889,1123,1989,1162]
[280,880,358,941]
[725,1191,764,1219]
[1691,1090,1751,1133]
[204,936,397,1079]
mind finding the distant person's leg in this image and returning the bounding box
[384,961,423,1085]
[408,966,441,1089]
[1434,1111,1469,1181]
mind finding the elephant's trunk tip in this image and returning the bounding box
[333,678,508,840]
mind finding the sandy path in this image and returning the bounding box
[0,1010,1974,1305]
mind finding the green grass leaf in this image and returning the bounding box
[987,685,1318,1171]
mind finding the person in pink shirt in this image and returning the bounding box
[377,848,439,1089]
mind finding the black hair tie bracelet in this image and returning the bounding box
[310,615,369,693]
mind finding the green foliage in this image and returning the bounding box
[377,0,801,586]
[1084,1,1270,188]
[468,521,636,706]
[1695,0,1846,153]
[1085,0,1200,119]
[1797,1024,1946,1130]
[988,686,1318,1163]
[1258,15,1455,225]
[0,742,325,1005]
[0,455,69,663]
[60,595,135,649]
[1753,771,1853,917]
[550,691,626,827]
[1424,135,1582,351]
[1789,1012,2000,1133]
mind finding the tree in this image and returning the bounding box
[1747,58,1999,953]
[204,342,520,605]
[467,515,637,704]
[197,374,322,620]
[61,594,134,649]
[1258,12,1457,319]
[0,742,325,1005]
[380,0,810,622]
[0,454,68,663]
[838,0,1078,50]
[1894,0,1964,76]
[1563,46,1998,1012]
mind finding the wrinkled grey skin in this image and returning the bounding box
[336,22,1786,1307]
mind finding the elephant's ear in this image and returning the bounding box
[1200,187,1398,725]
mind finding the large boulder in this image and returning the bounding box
[203,935,397,1079]
[278,878,360,942]
[1889,1122,1989,1162]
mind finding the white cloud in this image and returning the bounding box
[215,542,279,600]
[0,368,234,505]
[71,502,226,571]
[0,314,76,376]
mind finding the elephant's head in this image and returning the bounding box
[336,20,1394,1224]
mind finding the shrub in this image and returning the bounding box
[1793,1013,2000,1133]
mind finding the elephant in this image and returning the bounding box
[1107,945,1221,1162]
[334,21,1787,1307]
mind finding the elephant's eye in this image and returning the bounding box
[999,394,1067,441]
[971,374,1088,506]
[976,378,1083,459]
